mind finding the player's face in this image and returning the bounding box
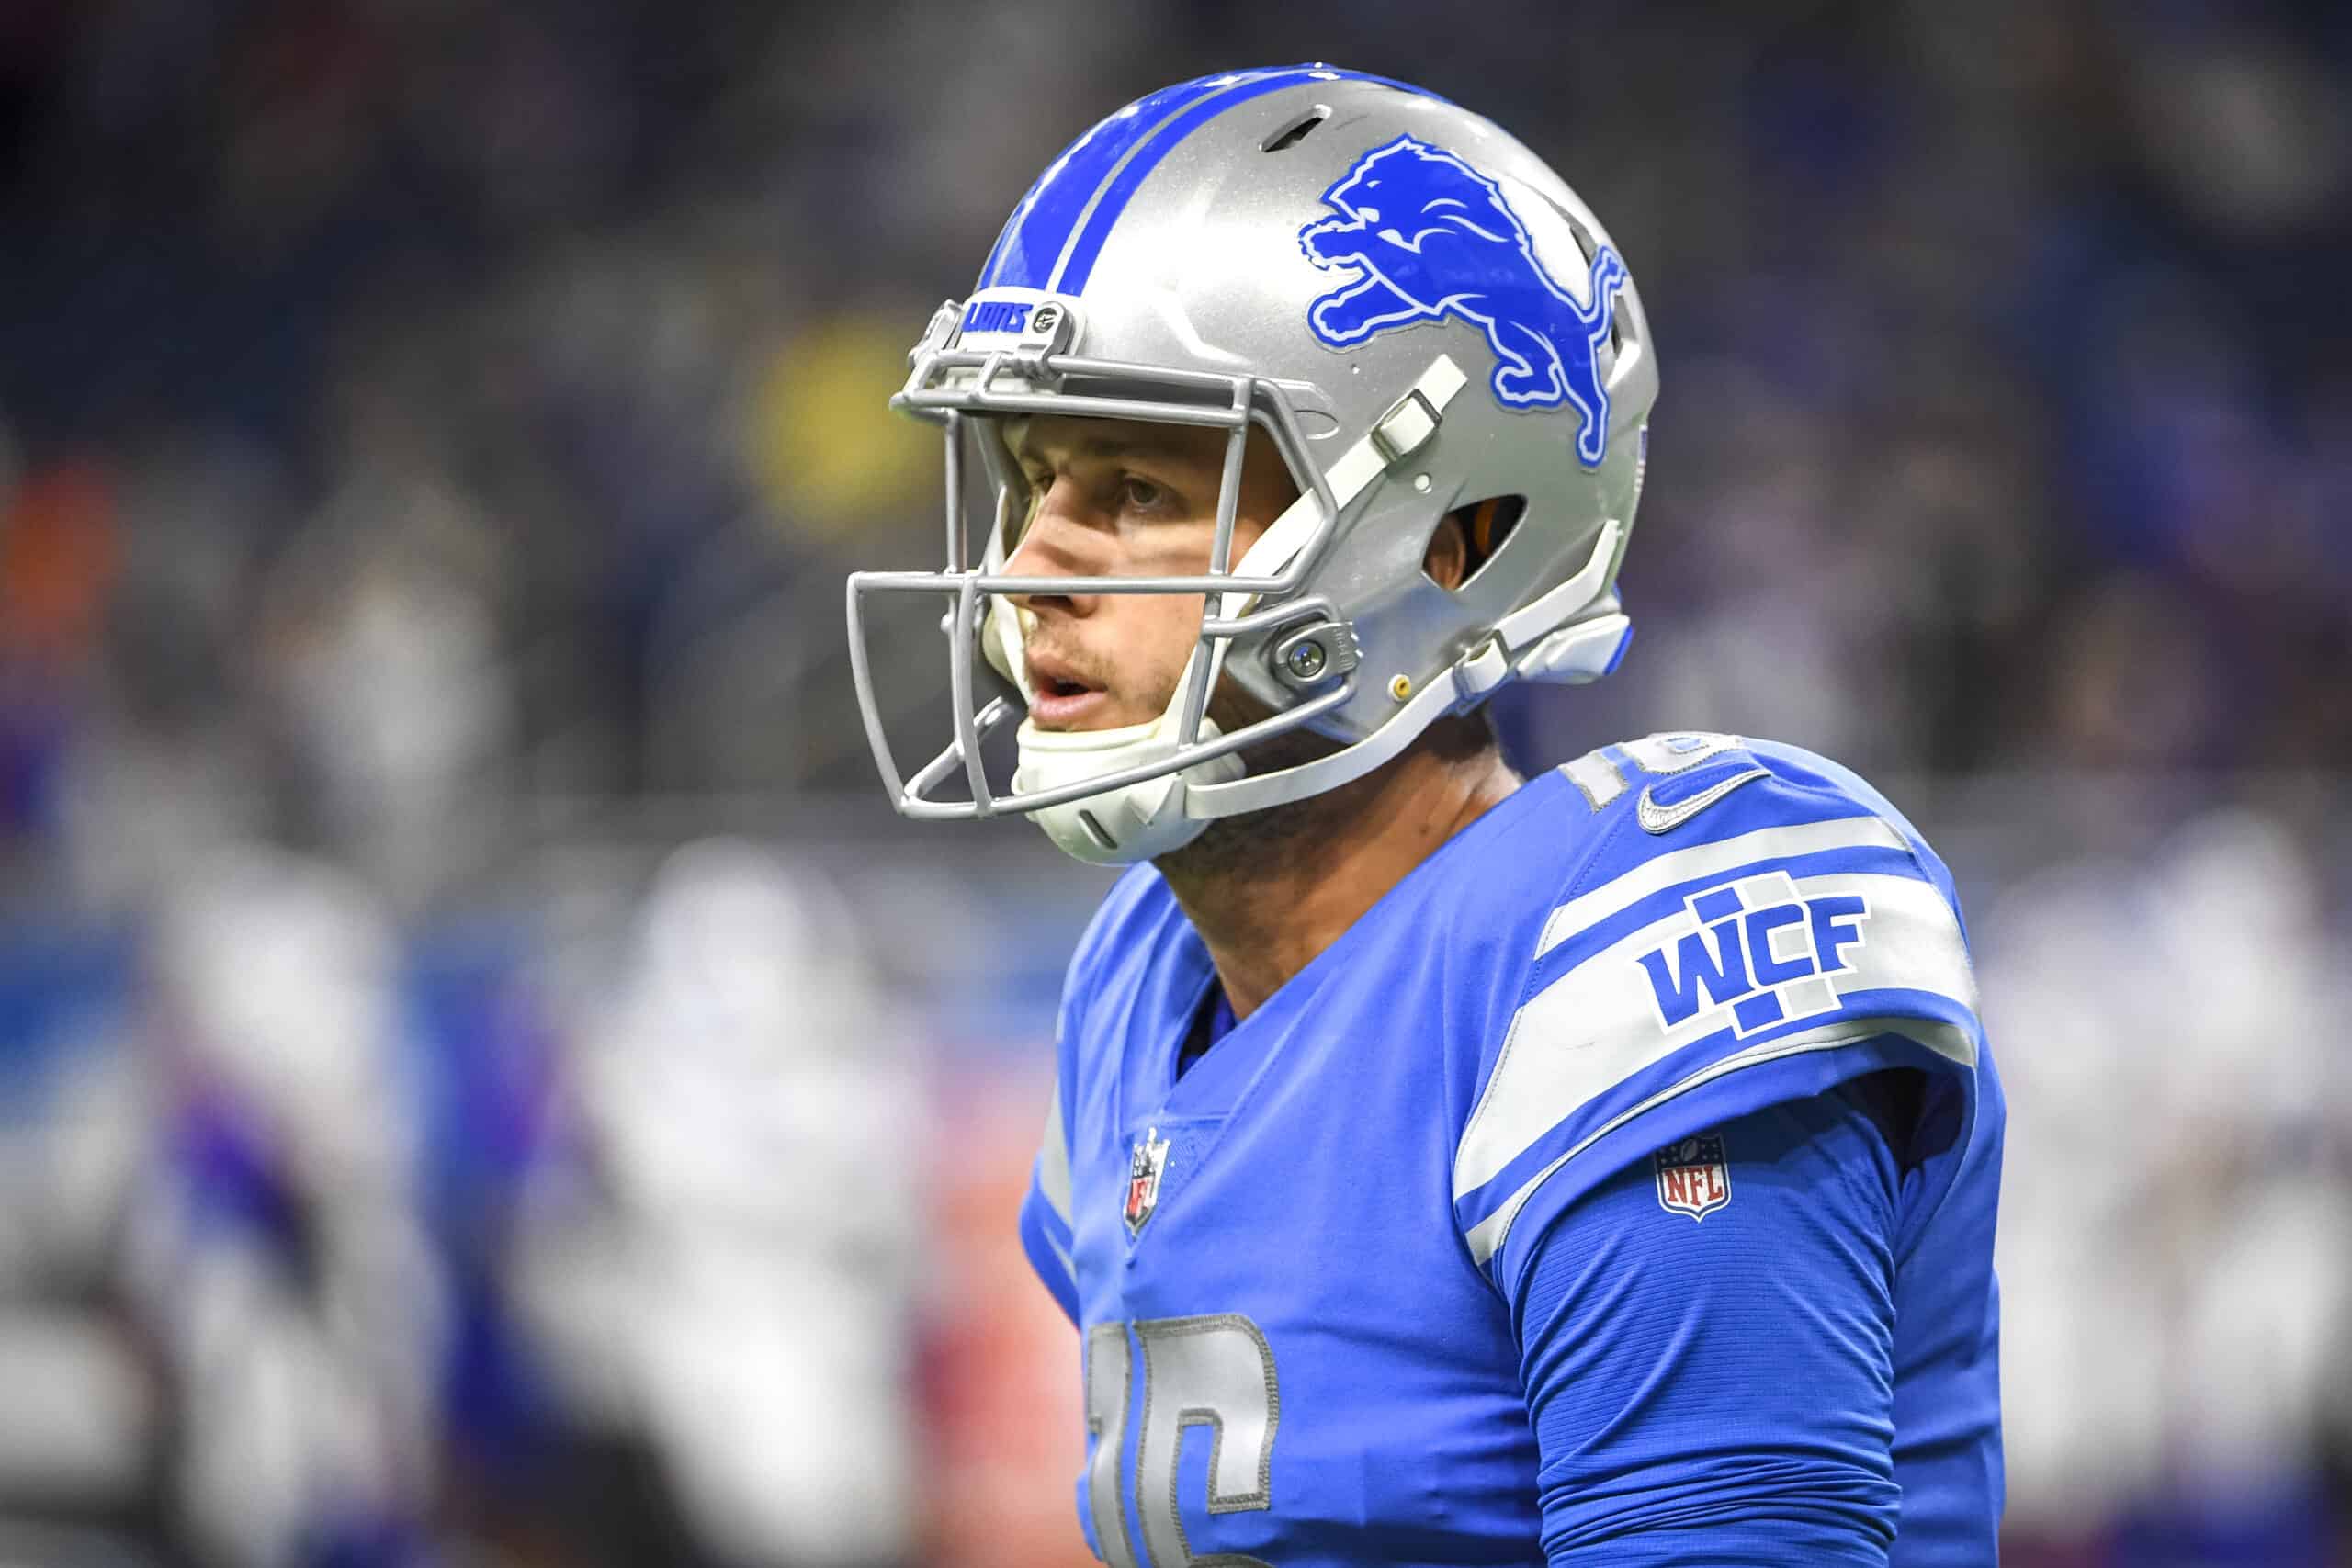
[1002,415,1298,731]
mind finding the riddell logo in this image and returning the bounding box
[1635,871,1870,1038]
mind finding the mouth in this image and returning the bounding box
[1024,653,1114,728]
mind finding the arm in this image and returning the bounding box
[1512,1086,1905,1567]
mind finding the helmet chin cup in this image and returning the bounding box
[1013,714,1246,864]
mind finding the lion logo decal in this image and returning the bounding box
[1300,135,1628,466]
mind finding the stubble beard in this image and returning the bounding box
[1150,689,1391,892]
[1148,680,1506,895]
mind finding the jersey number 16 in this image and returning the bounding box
[1083,1314,1281,1567]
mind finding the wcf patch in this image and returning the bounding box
[1635,870,1870,1039]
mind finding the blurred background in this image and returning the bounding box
[0,1,2346,1564]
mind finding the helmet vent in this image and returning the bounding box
[1549,206,1624,357]
[1261,106,1330,152]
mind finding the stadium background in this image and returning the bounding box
[0,1,2347,1564]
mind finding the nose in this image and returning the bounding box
[1000,480,1098,618]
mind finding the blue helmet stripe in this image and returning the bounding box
[1046,67,1327,296]
[1051,66,1450,297]
[978,71,1260,290]
[978,66,1450,295]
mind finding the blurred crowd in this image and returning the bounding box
[0,1,2346,1564]
[0,834,952,1568]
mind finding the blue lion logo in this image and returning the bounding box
[1300,135,1628,466]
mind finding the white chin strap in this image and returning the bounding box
[1012,705,1244,865]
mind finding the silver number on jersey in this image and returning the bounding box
[1087,1323,1145,1568]
[1562,732,1747,814]
[1083,1314,1281,1567]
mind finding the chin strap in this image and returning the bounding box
[1012,710,1243,864]
[1182,519,1629,821]
[1215,355,1471,623]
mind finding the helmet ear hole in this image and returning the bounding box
[1426,495,1526,591]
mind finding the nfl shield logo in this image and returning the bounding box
[1653,1133,1731,1222]
[1124,1127,1170,1236]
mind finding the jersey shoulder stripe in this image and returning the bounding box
[1023,864,1173,1322]
[1036,1084,1075,1230]
[1023,1084,1078,1315]
[1453,734,1984,1273]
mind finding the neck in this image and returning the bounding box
[1155,739,1522,1021]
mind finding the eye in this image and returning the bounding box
[1118,473,1170,512]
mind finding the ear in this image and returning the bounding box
[1423,512,1470,591]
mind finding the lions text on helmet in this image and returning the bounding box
[845,65,1656,863]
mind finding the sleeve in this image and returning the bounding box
[1453,761,1985,1292]
[1514,1088,1903,1566]
[1017,1079,1080,1325]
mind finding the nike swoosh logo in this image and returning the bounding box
[1635,765,1771,834]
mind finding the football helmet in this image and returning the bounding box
[847,64,1657,863]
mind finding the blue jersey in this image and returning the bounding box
[1020,734,2004,1566]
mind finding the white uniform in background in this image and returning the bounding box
[127,846,446,1568]
[528,839,921,1568]
[1986,808,2350,1529]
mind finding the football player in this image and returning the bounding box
[847,65,2003,1568]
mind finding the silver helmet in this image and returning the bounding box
[847,64,1657,863]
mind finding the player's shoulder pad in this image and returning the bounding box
[1453,732,1984,1273]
